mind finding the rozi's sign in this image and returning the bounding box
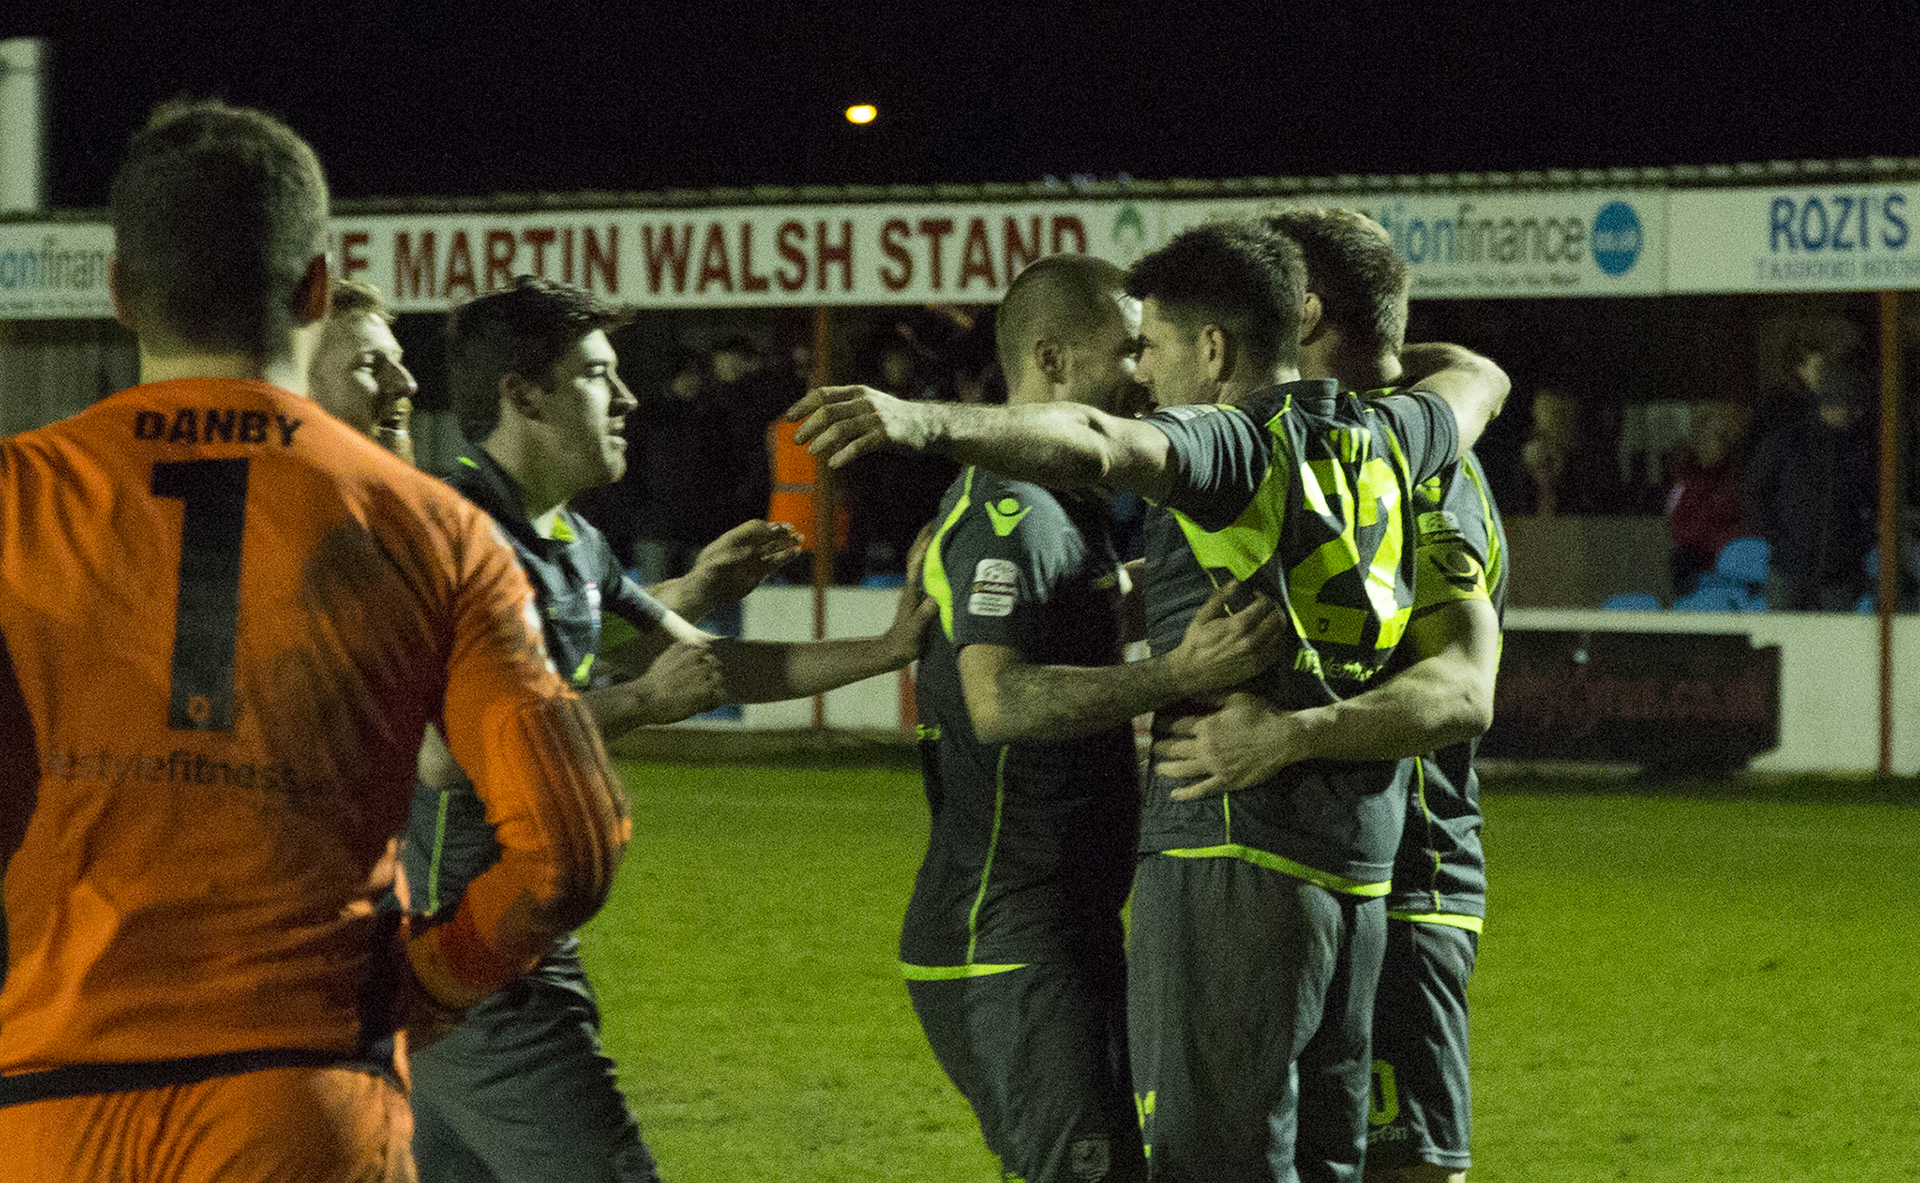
[1668,185,1920,292]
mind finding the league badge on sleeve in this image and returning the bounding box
[968,558,1018,617]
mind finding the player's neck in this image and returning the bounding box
[480,432,583,523]
[1217,363,1298,407]
[138,344,309,393]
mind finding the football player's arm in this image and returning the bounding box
[407,529,631,1010]
[647,519,804,621]
[960,581,1290,744]
[787,385,1175,500]
[1154,597,1499,800]
[708,528,937,703]
[1396,343,1510,457]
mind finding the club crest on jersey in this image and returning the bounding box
[1069,1136,1111,1180]
[985,496,1031,537]
[968,558,1018,617]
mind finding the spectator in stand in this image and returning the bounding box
[1518,386,1627,516]
[1746,343,1877,610]
[1664,401,1751,597]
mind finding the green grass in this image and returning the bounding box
[578,761,1920,1182]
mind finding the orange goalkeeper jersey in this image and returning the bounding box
[0,378,629,1096]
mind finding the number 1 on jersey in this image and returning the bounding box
[152,458,249,731]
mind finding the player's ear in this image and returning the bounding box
[1032,336,1067,387]
[501,371,545,423]
[1299,291,1325,345]
[293,253,330,328]
[108,259,137,330]
[1200,324,1230,382]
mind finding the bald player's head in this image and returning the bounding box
[995,254,1144,413]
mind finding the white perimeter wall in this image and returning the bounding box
[700,588,1916,775]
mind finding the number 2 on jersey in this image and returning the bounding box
[152,458,249,731]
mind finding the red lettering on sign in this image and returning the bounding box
[1004,217,1041,279]
[879,219,913,291]
[644,225,694,293]
[523,228,556,277]
[958,217,995,289]
[485,230,517,291]
[740,223,770,292]
[393,231,437,299]
[585,227,618,293]
[696,223,733,293]
[341,231,371,280]
[917,219,955,290]
[444,230,478,299]
[562,228,575,283]
[1051,216,1088,255]
[817,220,853,292]
[776,222,807,291]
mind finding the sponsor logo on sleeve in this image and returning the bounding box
[968,558,1018,617]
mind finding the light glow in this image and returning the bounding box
[845,104,878,125]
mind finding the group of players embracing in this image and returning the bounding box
[0,97,1503,1183]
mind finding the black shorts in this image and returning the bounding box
[907,960,1144,1183]
[1126,853,1386,1183]
[1367,916,1479,1172]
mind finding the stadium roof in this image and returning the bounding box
[12,157,1920,223]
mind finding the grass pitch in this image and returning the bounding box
[578,751,1920,1182]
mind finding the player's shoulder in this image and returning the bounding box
[958,470,1077,543]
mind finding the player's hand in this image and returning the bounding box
[884,522,939,665]
[685,520,805,609]
[639,640,725,722]
[1154,691,1300,799]
[1165,580,1289,696]
[786,385,939,468]
[373,395,415,466]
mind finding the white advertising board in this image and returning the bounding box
[1667,184,1920,293]
[1162,190,1665,298]
[0,223,114,319]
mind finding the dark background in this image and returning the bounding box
[7,2,1918,207]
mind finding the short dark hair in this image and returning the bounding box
[446,276,632,441]
[995,253,1128,382]
[1264,208,1409,356]
[109,99,329,357]
[1125,221,1304,373]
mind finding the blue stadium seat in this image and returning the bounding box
[1602,593,1664,611]
[1714,536,1769,586]
[1673,584,1740,611]
[859,572,907,589]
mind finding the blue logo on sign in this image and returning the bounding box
[1591,202,1643,276]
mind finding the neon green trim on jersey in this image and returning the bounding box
[549,515,576,543]
[985,495,1031,537]
[922,467,976,642]
[570,652,596,686]
[1160,842,1391,897]
[964,746,1012,965]
[1386,911,1484,933]
[426,788,451,916]
[898,961,1030,981]
[457,455,479,469]
[1461,457,1502,590]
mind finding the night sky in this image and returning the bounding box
[9,2,1920,209]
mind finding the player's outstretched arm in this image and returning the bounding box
[960,581,1289,744]
[708,527,937,703]
[649,519,804,621]
[1397,343,1510,456]
[786,384,1175,499]
[1155,597,1500,800]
